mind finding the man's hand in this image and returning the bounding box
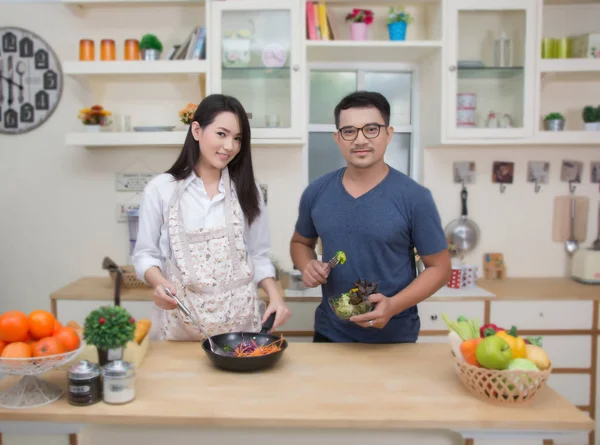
[301,259,330,288]
[350,293,395,329]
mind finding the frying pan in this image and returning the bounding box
[444,185,480,258]
[201,312,288,372]
[164,287,288,372]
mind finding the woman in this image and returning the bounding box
[133,94,291,341]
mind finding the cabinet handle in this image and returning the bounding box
[292,64,300,72]
[539,312,544,317]
[430,314,438,321]
[449,65,456,72]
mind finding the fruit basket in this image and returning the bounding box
[0,342,86,409]
[452,353,552,405]
[442,314,552,406]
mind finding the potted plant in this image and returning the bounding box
[179,102,197,131]
[543,112,565,131]
[78,105,112,132]
[139,34,163,61]
[582,106,597,131]
[345,9,374,41]
[387,6,413,41]
[83,305,136,366]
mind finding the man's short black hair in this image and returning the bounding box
[334,91,391,129]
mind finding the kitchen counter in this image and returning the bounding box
[0,342,593,444]
[49,277,600,316]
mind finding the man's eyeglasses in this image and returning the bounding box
[337,123,386,141]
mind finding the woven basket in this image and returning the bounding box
[109,265,150,289]
[453,356,552,405]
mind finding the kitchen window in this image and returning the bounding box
[306,64,418,184]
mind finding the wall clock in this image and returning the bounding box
[0,27,63,135]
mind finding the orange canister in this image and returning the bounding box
[100,39,116,61]
[124,39,140,61]
[79,39,95,61]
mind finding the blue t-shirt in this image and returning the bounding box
[294,166,448,343]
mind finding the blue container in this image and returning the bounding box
[388,21,407,41]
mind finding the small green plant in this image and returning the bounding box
[139,34,163,52]
[387,6,413,24]
[596,106,600,121]
[83,306,136,351]
[544,112,565,121]
[583,106,597,123]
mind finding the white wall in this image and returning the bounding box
[0,2,599,324]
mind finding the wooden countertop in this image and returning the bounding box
[0,342,593,432]
[49,276,600,306]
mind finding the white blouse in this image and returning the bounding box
[132,171,276,286]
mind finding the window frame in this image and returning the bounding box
[303,61,422,186]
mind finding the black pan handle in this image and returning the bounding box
[260,312,277,334]
[461,186,468,217]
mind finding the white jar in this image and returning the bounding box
[102,360,136,405]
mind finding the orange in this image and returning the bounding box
[53,327,80,352]
[0,340,5,355]
[0,311,29,343]
[52,319,63,335]
[32,337,65,358]
[28,310,55,339]
[1,342,32,358]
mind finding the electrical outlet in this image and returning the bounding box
[116,172,156,192]
[116,203,140,223]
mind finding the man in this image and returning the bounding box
[290,91,451,343]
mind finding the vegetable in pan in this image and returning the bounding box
[226,337,286,357]
[329,279,378,319]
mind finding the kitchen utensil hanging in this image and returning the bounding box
[444,184,480,259]
[102,256,123,306]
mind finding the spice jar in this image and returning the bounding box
[102,360,135,405]
[79,39,95,61]
[100,39,116,61]
[124,39,140,61]
[68,360,102,406]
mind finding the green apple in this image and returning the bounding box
[507,358,539,371]
[475,335,512,370]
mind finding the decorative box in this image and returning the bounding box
[447,268,464,289]
[461,264,478,288]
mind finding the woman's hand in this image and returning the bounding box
[154,282,178,310]
[262,299,291,333]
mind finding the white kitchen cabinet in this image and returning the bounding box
[418,301,485,331]
[441,0,538,142]
[490,300,594,330]
[209,0,306,142]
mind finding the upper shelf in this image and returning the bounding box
[540,59,600,73]
[306,40,442,64]
[65,132,304,148]
[62,0,203,4]
[63,60,208,76]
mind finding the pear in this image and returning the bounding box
[525,344,550,371]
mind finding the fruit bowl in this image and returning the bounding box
[452,353,552,405]
[0,342,86,409]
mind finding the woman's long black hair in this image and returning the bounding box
[166,94,260,225]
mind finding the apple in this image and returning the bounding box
[475,335,512,370]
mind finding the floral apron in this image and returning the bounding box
[149,167,263,341]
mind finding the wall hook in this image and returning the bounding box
[534,181,541,193]
[499,183,506,193]
[569,181,577,194]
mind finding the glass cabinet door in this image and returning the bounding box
[211,0,303,140]
[445,0,536,139]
